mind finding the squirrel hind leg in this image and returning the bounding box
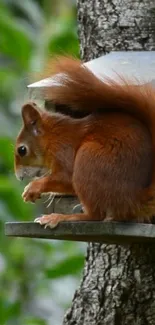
[73,138,153,222]
[136,195,155,223]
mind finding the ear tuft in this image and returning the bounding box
[22,102,41,125]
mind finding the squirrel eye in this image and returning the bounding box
[17,145,27,157]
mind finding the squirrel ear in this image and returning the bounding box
[22,103,40,124]
[22,103,42,135]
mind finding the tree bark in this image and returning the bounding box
[77,0,155,62]
[63,1,155,324]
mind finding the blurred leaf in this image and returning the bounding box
[0,137,14,167]
[0,3,33,69]
[0,1,83,324]
[23,318,46,325]
[0,176,34,220]
[12,0,45,28]
[46,254,84,278]
[49,31,79,56]
[48,15,79,57]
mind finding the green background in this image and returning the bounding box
[0,1,85,324]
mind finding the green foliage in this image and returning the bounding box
[46,254,84,279]
[0,3,33,69]
[0,1,83,324]
[48,15,79,56]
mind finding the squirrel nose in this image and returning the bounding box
[15,169,24,181]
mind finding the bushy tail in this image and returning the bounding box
[41,57,155,202]
[41,56,155,124]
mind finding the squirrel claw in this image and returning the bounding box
[22,182,41,203]
[34,214,61,229]
[34,217,42,224]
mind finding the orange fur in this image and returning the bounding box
[14,57,155,227]
[42,57,155,207]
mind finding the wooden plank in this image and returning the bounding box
[4,221,155,244]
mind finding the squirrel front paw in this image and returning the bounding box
[22,182,41,203]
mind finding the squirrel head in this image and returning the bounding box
[14,102,50,181]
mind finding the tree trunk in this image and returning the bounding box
[77,0,155,62]
[63,1,155,324]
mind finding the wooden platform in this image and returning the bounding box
[4,221,155,244]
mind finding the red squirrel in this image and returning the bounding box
[14,57,155,228]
